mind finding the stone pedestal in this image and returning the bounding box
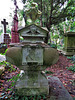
[14,44,49,96]
[63,32,75,56]
[15,66,49,96]
[6,22,59,97]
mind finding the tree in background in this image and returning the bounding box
[11,0,75,45]
[21,0,75,30]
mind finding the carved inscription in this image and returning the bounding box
[22,47,43,65]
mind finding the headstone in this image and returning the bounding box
[1,19,8,34]
[1,19,11,45]
[63,32,75,55]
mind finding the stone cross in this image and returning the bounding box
[1,19,8,33]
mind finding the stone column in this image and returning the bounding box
[11,0,19,43]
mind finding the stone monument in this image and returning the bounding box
[11,0,19,43]
[6,2,59,99]
[63,32,75,56]
[1,19,11,45]
[24,2,42,24]
[1,19,8,34]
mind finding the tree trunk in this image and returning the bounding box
[40,0,43,26]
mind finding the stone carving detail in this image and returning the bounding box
[22,47,43,65]
[30,25,37,33]
[24,2,42,24]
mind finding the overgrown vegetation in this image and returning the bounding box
[8,93,48,100]
[66,65,75,72]
[0,61,16,72]
[45,70,54,74]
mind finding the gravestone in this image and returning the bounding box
[1,19,8,34]
[1,19,11,44]
[14,24,49,96]
[63,32,75,55]
[6,1,59,99]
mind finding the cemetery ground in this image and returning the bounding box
[0,51,75,100]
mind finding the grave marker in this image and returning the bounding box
[63,32,75,55]
[1,19,11,45]
[1,19,8,34]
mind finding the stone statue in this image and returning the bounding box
[24,2,42,24]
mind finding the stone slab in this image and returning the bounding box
[47,76,73,100]
[61,50,75,56]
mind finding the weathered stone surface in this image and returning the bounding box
[6,47,22,66]
[22,46,43,66]
[0,65,5,75]
[18,24,49,43]
[48,76,73,100]
[43,47,59,66]
[6,47,59,67]
[15,70,49,96]
[63,32,75,56]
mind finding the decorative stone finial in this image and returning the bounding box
[24,2,42,24]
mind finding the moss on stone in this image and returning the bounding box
[43,47,59,66]
[15,87,49,96]
[6,47,22,66]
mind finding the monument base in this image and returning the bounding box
[15,70,49,96]
[15,76,73,100]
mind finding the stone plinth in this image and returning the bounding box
[15,67,49,96]
[63,32,75,56]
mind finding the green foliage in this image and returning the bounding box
[66,65,75,72]
[0,44,7,55]
[21,0,75,29]
[45,70,54,74]
[9,94,47,100]
[0,61,16,72]
[50,44,57,48]
[1,48,8,55]
[52,34,59,39]
[0,61,5,65]
[73,97,75,100]
[19,36,24,40]
[7,29,11,34]
[7,73,20,83]
[0,32,2,35]
[7,65,16,72]
[67,56,73,60]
